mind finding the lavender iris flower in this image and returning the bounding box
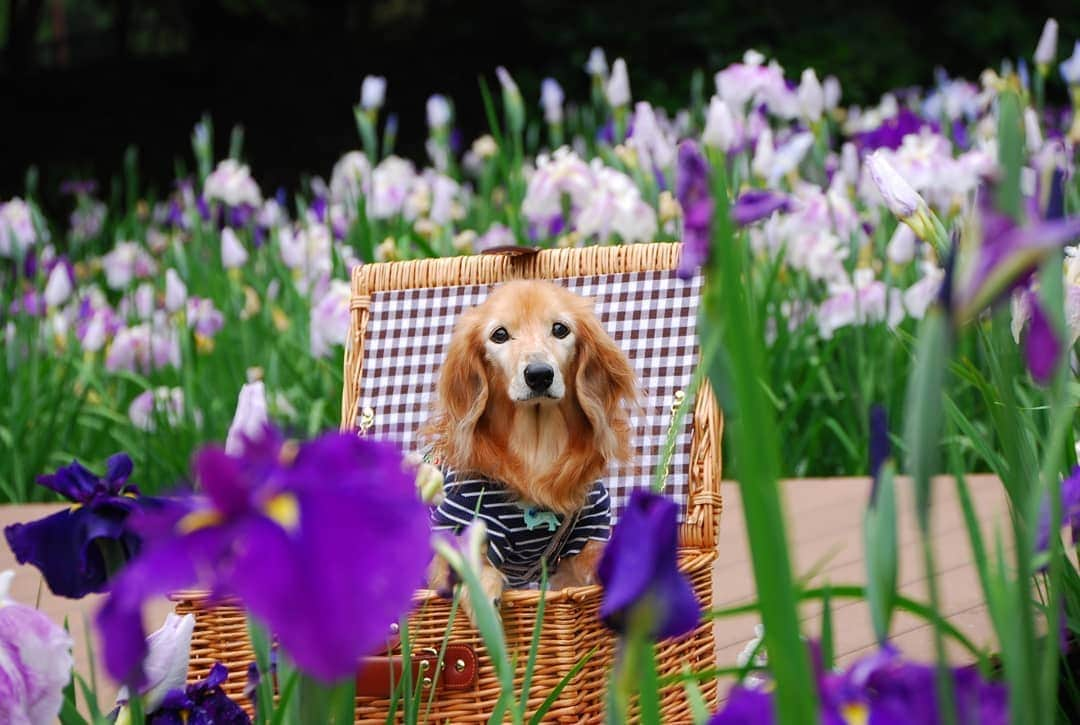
[146,663,250,725]
[731,190,791,227]
[856,109,934,152]
[675,141,714,280]
[951,188,1080,382]
[97,428,430,686]
[597,490,700,640]
[4,454,149,598]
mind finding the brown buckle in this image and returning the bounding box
[480,245,541,257]
[356,643,477,698]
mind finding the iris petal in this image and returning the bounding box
[1024,299,1062,384]
[4,507,114,598]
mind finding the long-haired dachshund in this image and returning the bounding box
[423,280,637,615]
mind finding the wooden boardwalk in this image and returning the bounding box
[0,475,1009,711]
[713,474,1010,701]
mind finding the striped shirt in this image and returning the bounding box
[431,468,611,588]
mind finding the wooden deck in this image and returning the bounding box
[713,474,1010,700]
[0,475,1009,712]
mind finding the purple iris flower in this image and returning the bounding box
[951,187,1080,383]
[1035,466,1080,554]
[22,249,37,279]
[196,195,211,222]
[708,687,774,724]
[4,454,150,599]
[10,291,44,317]
[825,647,1008,724]
[146,663,249,725]
[227,204,255,229]
[597,490,700,640]
[710,645,1007,724]
[309,195,328,224]
[675,140,714,280]
[731,190,791,227]
[856,109,934,152]
[951,120,970,151]
[97,428,430,687]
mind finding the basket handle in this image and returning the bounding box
[356,643,478,697]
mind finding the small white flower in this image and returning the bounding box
[426,94,452,130]
[767,132,814,187]
[204,159,262,208]
[495,66,519,96]
[887,224,917,265]
[585,47,608,78]
[606,58,631,107]
[310,279,351,359]
[540,78,564,125]
[330,151,372,207]
[1024,107,1044,153]
[1061,41,1080,86]
[133,282,156,320]
[903,264,945,320]
[225,381,268,456]
[43,265,73,308]
[866,151,926,220]
[798,68,824,122]
[823,75,842,111]
[128,387,189,431]
[702,96,738,151]
[116,613,194,713]
[1035,18,1059,67]
[164,269,188,313]
[360,75,387,111]
[221,227,248,268]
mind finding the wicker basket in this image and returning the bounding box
[173,243,723,723]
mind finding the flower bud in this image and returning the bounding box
[606,58,631,107]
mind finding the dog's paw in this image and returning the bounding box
[457,565,505,629]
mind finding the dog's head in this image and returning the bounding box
[425,280,637,480]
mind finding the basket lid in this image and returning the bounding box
[346,247,708,527]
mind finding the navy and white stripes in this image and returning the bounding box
[431,468,611,588]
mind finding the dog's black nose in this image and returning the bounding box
[524,363,555,392]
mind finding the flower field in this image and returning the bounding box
[3,15,1080,725]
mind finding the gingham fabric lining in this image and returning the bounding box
[355,269,703,523]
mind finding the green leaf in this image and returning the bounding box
[247,619,276,725]
[995,90,1024,221]
[703,144,819,723]
[864,460,899,643]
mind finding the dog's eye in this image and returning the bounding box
[490,327,510,344]
[552,322,570,339]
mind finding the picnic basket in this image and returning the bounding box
[172,242,723,722]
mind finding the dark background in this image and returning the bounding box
[2,0,1078,209]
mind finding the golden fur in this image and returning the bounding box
[422,280,638,515]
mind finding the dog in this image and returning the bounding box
[421,280,638,617]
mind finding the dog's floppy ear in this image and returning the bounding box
[431,308,490,462]
[573,302,637,462]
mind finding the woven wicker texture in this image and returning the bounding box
[177,243,723,723]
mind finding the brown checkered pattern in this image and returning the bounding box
[355,269,703,522]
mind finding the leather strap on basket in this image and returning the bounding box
[520,509,581,584]
[356,644,477,698]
